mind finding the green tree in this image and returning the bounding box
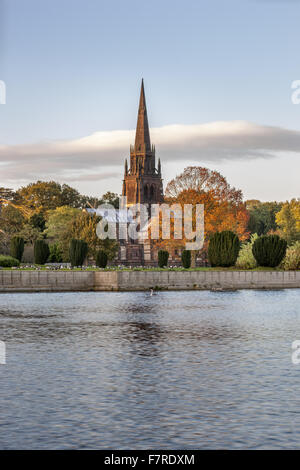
[246,201,282,236]
[18,224,43,245]
[0,205,25,252]
[15,181,83,213]
[29,212,46,231]
[158,250,169,268]
[181,250,191,269]
[235,233,258,269]
[252,235,287,267]
[100,191,120,209]
[48,243,63,263]
[44,206,81,261]
[96,250,108,268]
[276,199,300,244]
[69,239,88,267]
[208,231,240,267]
[34,240,50,265]
[45,206,118,262]
[281,241,300,270]
[10,236,25,262]
[70,212,118,259]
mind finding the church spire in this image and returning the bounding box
[134,79,151,154]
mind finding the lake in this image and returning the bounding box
[0,289,300,449]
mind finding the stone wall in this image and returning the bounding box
[0,269,299,292]
[107,270,300,291]
[0,270,94,292]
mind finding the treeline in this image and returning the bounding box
[0,169,299,267]
[0,181,119,262]
[246,199,300,245]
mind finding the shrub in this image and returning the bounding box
[10,236,24,262]
[96,250,108,268]
[34,240,50,265]
[235,233,258,269]
[0,255,20,267]
[69,239,88,267]
[252,234,287,267]
[48,243,63,263]
[281,241,300,270]
[208,231,240,267]
[158,250,169,268]
[181,250,191,269]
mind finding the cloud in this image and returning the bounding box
[0,121,299,186]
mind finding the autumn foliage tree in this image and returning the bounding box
[275,199,300,244]
[14,181,83,212]
[156,167,249,264]
[166,166,244,204]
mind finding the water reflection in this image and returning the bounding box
[0,290,300,449]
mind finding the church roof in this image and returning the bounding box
[134,79,151,154]
[85,207,134,223]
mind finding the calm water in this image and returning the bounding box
[0,289,300,449]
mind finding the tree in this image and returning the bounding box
[69,239,88,267]
[246,200,282,236]
[34,240,50,265]
[45,207,118,261]
[0,204,25,252]
[48,243,63,263]
[96,250,108,268]
[18,224,43,245]
[181,250,191,269]
[252,235,287,267]
[60,184,82,207]
[14,181,82,213]
[10,236,24,262]
[44,206,81,261]
[155,184,249,267]
[236,233,258,269]
[0,204,25,234]
[100,192,120,209]
[80,195,103,209]
[208,231,240,267]
[281,241,300,270]
[166,166,243,204]
[158,250,169,268]
[70,212,118,259]
[276,199,300,244]
[29,212,46,231]
[162,168,249,256]
[79,192,119,209]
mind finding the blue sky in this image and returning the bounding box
[0,0,300,200]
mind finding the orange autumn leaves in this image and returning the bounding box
[174,189,249,241]
[155,167,249,251]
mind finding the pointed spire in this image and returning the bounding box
[134,79,151,154]
[124,158,128,175]
[158,158,161,175]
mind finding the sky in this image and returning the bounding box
[0,0,300,201]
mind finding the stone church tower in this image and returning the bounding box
[122,80,164,206]
[119,80,164,265]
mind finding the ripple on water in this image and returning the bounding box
[0,289,300,449]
